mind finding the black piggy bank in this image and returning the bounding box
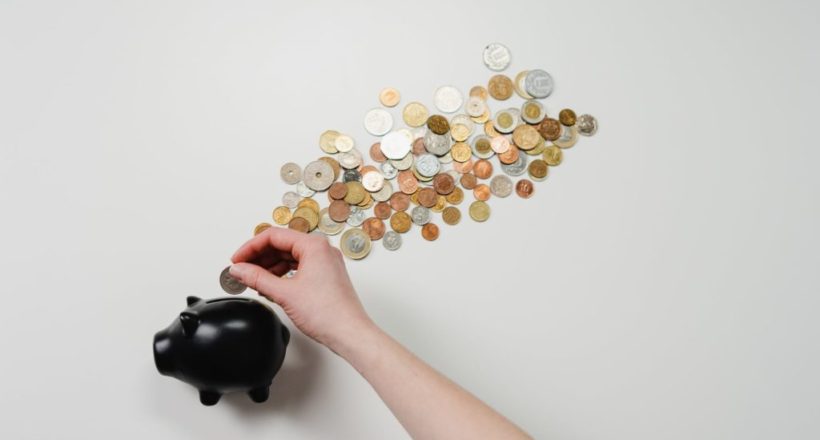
[153,296,290,406]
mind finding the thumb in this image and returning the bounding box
[229,262,292,305]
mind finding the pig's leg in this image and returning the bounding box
[199,390,222,406]
[248,385,270,403]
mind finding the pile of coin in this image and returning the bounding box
[231,42,598,280]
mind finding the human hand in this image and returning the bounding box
[228,227,376,353]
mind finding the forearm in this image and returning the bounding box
[329,321,532,440]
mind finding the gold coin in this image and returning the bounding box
[272,206,292,225]
[559,108,577,126]
[340,228,372,260]
[287,216,310,233]
[319,156,341,180]
[451,123,470,142]
[403,102,429,127]
[297,197,320,213]
[390,211,412,233]
[528,159,549,181]
[442,206,461,225]
[427,114,450,135]
[469,85,489,101]
[543,145,563,166]
[527,139,547,156]
[522,101,544,123]
[431,195,447,213]
[358,192,373,209]
[488,74,514,100]
[292,206,319,231]
[451,142,472,162]
[254,222,272,236]
[512,125,541,150]
[319,130,340,154]
[445,186,464,205]
[344,181,366,205]
[514,71,533,99]
[379,88,401,107]
[470,108,490,124]
[468,200,491,222]
[484,120,500,137]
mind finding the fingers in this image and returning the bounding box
[231,227,310,264]
[229,262,291,304]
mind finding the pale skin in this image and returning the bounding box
[229,227,532,440]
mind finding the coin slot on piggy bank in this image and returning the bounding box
[153,296,290,406]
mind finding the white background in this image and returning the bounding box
[1,0,818,439]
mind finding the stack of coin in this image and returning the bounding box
[227,42,598,283]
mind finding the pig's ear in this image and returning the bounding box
[186,296,202,306]
[179,311,200,338]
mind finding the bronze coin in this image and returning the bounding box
[433,173,455,195]
[369,142,387,163]
[460,173,477,190]
[515,179,535,199]
[328,182,348,200]
[445,186,464,205]
[374,201,392,219]
[498,145,520,165]
[390,211,412,233]
[389,192,410,212]
[287,216,310,233]
[426,115,450,135]
[473,184,491,201]
[362,217,386,240]
[528,159,549,180]
[543,145,563,166]
[537,118,562,141]
[328,200,351,222]
[488,74,514,100]
[442,206,461,225]
[412,137,426,155]
[559,109,577,126]
[473,159,493,179]
[453,158,474,174]
[398,170,419,194]
[421,222,439,241]
[417,188,438,208]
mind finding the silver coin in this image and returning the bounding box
[482,43,511,71]
[219,266,246,294]
[340,228,371,260]
[338,148,363,169]
[554,125,579,149]
[380,161,398,179]
[390,152,414,170]
[577,114,598,136]
[380,130,412,160]
[433,85,463,113]
[490,175,513,198]
[524,69,554,99]
[466,96,486,117]
[451,114,475,137]
[302,160,335,191]
[493,109,519,134]
[372,180,393,202]
[346,206,366,227]
[343,168,361,182]
[296,181,315,197]
[520,100,545,124]
[382,230,402,251]
[364,108,393,136]
[415,153,441,177]
[282,191,301,208]
[471,134,496,159]
[280,162,302,185]
[411,206,431,225]
[361,170,385,192]
[317,208,345,235]
[334,134,355,152]
[500,153,528,176]
[423,130,451,156]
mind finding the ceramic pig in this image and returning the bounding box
[153,296,290,406]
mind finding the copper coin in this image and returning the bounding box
[426,115,450,135]
[374,201,392,219]
[473,159,493,179]
[488,74,514,100]
[460,173,477,190]
[515,179,535,198]
[287,217,310,233]
[417,187,438,208]
[559,109,577,126]
[537,118,562,141]
[412,137,426,155]
[328,200,351,222]
[328,182,348,200]
[390,211,412,233]
[442,206,461,225]
[528,159,549,180]
[453,158,474,174]
[421,223,439,241]
[369,142,387,163]
[433,173,455,195]
[362,217,386,240]
[498,145,520,165]
[389,192,410,212]
[473,184,491,201]
[398,170,419,194]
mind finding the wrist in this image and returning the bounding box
[324,317,385,365]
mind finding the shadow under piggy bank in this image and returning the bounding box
[153,296,290,406]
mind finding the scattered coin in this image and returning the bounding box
[488,74,514,100]
[380,131,412,160]
[421,223,440,241]
[528,159,549,181]
[577,114,598,136]
[490,175,513,197]
[442,206,461,225]
[427,114,450,135]
[254,222,272,235]
[515,179,535,198]
[433,85,463,113]
[390,211,412,233]
[220,266,247,294]
[362,217,386,240]
[514,71,533,99]
[524,69,554,98]
[482,43,511,71]
[340,228,372,260]
[383,230,402,251]
[543,145,563,166]
[272,206,292,225]
[469,200,491,222]
[411,205,431,225]
[559,109,577,126]
[280,162,302,185]
[402,102,429,127]
[364,108,393,136]
[303,160,335,191]
[288,216,310,233]
[379,87,401,107]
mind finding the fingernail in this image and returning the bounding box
[229,264,246,279]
